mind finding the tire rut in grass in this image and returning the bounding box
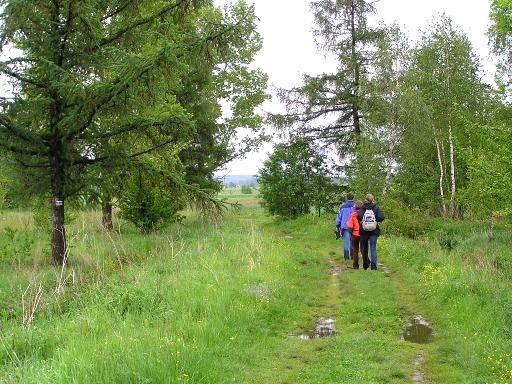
[380,261,436,383]
[412,352,425,383]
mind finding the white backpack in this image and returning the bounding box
[362,209,377,231]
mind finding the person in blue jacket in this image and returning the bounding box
[335,193,355,260]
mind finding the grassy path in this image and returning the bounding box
[249,207,511,384]
[249,213,425,384]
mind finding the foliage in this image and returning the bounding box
[240,185,253,194]
[490,0,512,96]
[394,16,489,216]
[462,122,512,217]
[349,129,389,197]
[119,169,185,233]
[0,226,35,265]
[258,139,337,218]
[378,197,430,239]
[178,1,269,192]
[0,0,266,262]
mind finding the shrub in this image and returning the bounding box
[0,227,35,265]
[428,219,468,251]
[378,197,431,239]
[119,171,185,233]
[435,227,461,250]
[258,139,337,218]
[241,185,252,194]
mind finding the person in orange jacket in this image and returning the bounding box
[347,201,362,269]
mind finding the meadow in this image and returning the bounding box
[0,189,510,383]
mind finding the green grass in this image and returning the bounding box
[0,204,510,383]
[382,233,512,383]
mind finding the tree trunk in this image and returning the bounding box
[50,154,67,265]
[49,1,67,266]
[350,0,361,141]
[448,124,456,218]
[383,136,396,195]
[102,201,114,231]
[52,197,66,266]
[434,135,447,216]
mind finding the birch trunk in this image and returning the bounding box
[448,124,456,217]
[434,134,447,216]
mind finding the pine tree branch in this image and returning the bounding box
[70,10,249,140]
[0,114,45,145]
[0,141,47,156]
[68,46,170,139]
[13,157,51,168]
[300,108,351,122]
[101,1,135,22]
[126,139,174,158]
[72,139,174,165]
[96,0,188,49]
[1,58,38,65]
[78,119,167,140]
[0,67,46,89]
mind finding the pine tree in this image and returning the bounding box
[271,0,384,157]
[0,0,265,264]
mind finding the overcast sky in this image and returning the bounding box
[216,0,494,176]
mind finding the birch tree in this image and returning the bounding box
[395,16,486,216]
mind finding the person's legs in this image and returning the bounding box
[369,234,378,270]
[342,229,351,260]
[360,234,370,269]
[352,236,360,269]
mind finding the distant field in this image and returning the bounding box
[219,187,261,208]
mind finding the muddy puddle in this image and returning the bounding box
[402,315,435,344]
[289,317,336,340]
[328,266,345,276]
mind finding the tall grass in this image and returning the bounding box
[0,207,327,383]
[0,204,510,383]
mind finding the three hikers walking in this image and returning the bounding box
[335,193,385,270]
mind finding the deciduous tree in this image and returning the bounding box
[258,139,337,218]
